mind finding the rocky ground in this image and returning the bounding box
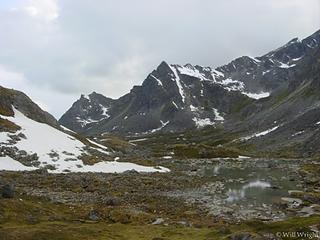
[0,155,320,240]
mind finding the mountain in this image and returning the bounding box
[60,30,320,140]
[230,41,320,157]
[0,86,168,173]
[59,92,114,133]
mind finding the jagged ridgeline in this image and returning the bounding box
[59,30,320,139]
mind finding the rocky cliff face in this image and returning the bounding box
[59,29,320,137]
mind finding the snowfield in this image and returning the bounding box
[241,126,279,141]
[243,91,270,100]
[0,108,169,173]
[192,117,215,128]
[0,156,37,171]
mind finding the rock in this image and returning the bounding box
[152,218,165,225]
[1,183,15,198]
[288,190,304,196]
[88,210,100,221]
[108,210,131,224]
[123,169,139,175]
[177,221,191,227]
[303,194,320,204]
[281,197,303,208]
[105,197,121,206]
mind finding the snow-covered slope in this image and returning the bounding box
[0,107,169,173]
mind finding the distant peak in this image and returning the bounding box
[156,60,173,73]
[89,91,100,97]
[159,60,169,67]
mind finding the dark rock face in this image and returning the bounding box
[59,29,320,140]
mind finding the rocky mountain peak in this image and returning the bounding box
[60,29,320,136]
[156,60,172,73]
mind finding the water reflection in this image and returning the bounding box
[226,180,271,202]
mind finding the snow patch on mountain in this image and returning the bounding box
[212,69,225,78]
[141,120,170,134]
[248,56,261,63]
[243,91,270,99]
[69,161,169,173]
[0,156,37,171]
[177,65,206,81]
[100,105,110,118]
[150,74,163,87]
[0,108,169,173]
[169,65,186,103]
[76,117,101,127]
[60,125,76,134]
[279,62,296,69]
[213,108,224,121]
[219,78,245,92]
[1,108,86,164]
[241,125,279,141]
[172,101,179,109]
[193,117,215,128]
[190,105,198,112]
[151,120,169,133]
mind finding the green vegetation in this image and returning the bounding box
[173,144,240,159]
[0,196,319,240]
[0,118,21,133]
[301,86,320,98]
[230,97,254,114]
[99,135,134,153]
[271,89,290,107]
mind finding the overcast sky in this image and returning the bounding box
[0,0,319,118]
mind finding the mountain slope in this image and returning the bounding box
[0,86,58,127]
[230,45,320,157]
[0,86,169,173]
[59,92,114,133]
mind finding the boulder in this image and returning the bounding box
[1,183,15,198]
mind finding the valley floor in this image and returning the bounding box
[0,157,320,240]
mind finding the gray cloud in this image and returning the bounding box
[0,0,319,117]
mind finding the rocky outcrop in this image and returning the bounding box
[0,86,59,128]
